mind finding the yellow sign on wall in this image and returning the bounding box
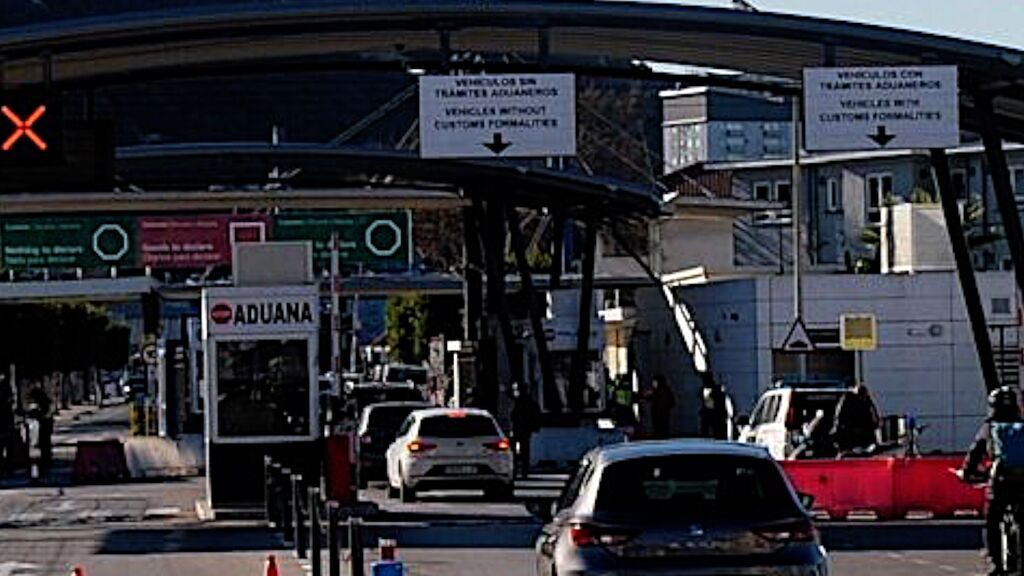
[841,314,877,351]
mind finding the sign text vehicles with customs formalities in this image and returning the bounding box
[803,66,959,152]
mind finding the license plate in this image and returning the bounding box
[445,465,477,475]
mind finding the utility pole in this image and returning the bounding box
[350,264,362,373]
[792,94,807,380]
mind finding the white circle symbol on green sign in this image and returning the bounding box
[92,224,130,262]
[364,219,402,257]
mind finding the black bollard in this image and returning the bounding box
[309,488,321,576]
[327,502,340,576]
[264,456,274,525]
[348,517,364,576]
[281,468,294,544]
[293,474,307,559]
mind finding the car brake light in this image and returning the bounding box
[485,438,511,451]
[447,410,468,418]
[754,519,817,544]
[406,439,437,453]
[570,523,638,548]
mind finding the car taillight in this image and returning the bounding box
[484,438,511,451]
[754,518,817,544]
[569,523,639,548]
[406,439,437,454]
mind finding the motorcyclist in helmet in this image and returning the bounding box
[962,386,1024,576]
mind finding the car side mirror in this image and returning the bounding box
[798,492,816,510]
[736,415,750,428]
[525,498,557,522]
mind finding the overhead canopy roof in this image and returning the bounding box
[2,0,1024,170]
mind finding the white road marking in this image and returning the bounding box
[144,507,181,518]
[0,562,40,576]
[46,500,78,513]
[6,513,45,524]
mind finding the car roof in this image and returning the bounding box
[410,407,494,420]
[364,401,433,410]
[593,440,773,465]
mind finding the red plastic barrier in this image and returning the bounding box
[324,434,354,505]
[781,456,985,520]
[72,439,129,484]
[892,456,985,518]
[782,458,896,520]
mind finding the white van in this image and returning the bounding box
[738,381,867,460]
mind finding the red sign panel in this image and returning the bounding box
[210,303,233,324]
[139,215,268,268]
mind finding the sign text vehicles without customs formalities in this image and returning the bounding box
[803,66,959,152]
[418,73,576,159]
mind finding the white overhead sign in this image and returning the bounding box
[418,73,576,159]
[803,66,959,152]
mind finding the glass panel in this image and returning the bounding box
[418,414,500,438]
[216,339,310,437]
[594,455,799,521]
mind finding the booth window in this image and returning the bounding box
[216,339,310,437]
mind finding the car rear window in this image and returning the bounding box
[367,406,424,434]
[788,391,846,430]
[418,414,500,438]
[594,455,799,521]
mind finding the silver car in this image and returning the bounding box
[535,440,829,576]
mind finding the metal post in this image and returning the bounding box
[931,148,1002,391]
[483,200,518,412]
[293,475,307,559]
[331,233,342,377]
[507,205,557,410]
[327,502,340,576]
[350,264,362,373]
[264,457,275,527]
[309,488,321,576]
[550,213,565,290]
[348,517,365,576]
[979,95,1024,300]
[569,220,598,412]
[791,94,807,380]
[281,468,294,544]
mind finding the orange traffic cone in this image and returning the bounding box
[70,566,85,576]
[265,554,279,576]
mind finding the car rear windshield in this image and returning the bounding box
[594,455,799,521]
[367,406,424,435]
[418,414,500,438]
[789,391,847,430]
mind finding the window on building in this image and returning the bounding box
[866,173,893,224]
[1011,166,1024,202]
[951,169,967,199]
[753,181,772,201]
[826,178,841,212]
[992,297,1012,315]
[775,181,792,204]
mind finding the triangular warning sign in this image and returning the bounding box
[781,317,815,352]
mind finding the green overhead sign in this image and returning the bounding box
[272,211,412,272]
[1,216,137,269]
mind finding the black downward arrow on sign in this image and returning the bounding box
[868,125,896,147]
[483,133,512,154]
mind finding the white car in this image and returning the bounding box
[385,407,514,502]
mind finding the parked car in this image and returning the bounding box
[738,381,873,459]
[534,440,828,576]
[357,401,433,487]
[385,407,514,502]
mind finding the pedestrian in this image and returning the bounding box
[26,386,53,478]
[647,375,675,440]
[510,383,541,478]
[0,376,15,478]
[698,372,729,440]
[831,381,880,453]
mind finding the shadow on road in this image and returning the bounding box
[98,526,289,554]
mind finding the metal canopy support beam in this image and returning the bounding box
[507,205,558,411]
[979,96,1024,301]
[568,219,597,412]
[483,199,517,414]
[463,201,483,342]
[549,213,565,290]
[932,148,1001,392]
